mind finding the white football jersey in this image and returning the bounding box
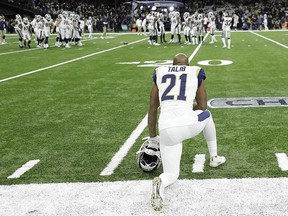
[22,22,30,34]
[147,15,156,30]
[208,15,216,28]
[222,17,232,30]
[86,19,92,27]
[43,18,52,30]
[170,15,177,27]
[142,18,147,26]
[153,66,206,130]
[136,18,142,27]
[36,20,43,30]
[183,16,191,28]
[14,18,22,31]
[233,14,239,25]
[59,15,68,29]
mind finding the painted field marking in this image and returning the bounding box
[100,114,148,176]
[0,47,41,56]
[7,159,40,179]
[117,61,141,65]
[192,154,206,173]
[2,177,288,215]
[188,32,209,62]
[0,38,147,83]
[249,31,288,49]
[100,34,208,176]
[275,153,288,171]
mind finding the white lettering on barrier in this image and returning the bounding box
[208,97,288,108]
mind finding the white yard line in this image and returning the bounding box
[249,31,288,48]
[0,38,147,83]
[188,32,209,62]
[100,34,209,176]
[100,114,148,176]
[275,153,288,171]
[7,160,40,179]
[192,154,206,173]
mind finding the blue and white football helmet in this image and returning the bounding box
[136,137,161,172]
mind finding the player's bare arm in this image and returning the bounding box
[148,83,159,138]
[194,81,207,111]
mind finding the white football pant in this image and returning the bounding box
[159,111,217,188]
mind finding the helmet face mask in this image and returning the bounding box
[136,138,161,172]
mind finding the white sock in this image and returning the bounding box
[207,140,217,157]
[203,115,218,157]
[222,38,226,47]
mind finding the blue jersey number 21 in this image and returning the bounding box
[161,74,187,101]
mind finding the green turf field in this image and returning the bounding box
[0,30,287,185]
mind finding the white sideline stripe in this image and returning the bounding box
[100,34,206,176]
[275,153,288,171]
[192,154,206,173]
[188,32,209,62]
[7,160,40,179]
[0,47,41,56]
[0,38,147,83]
[1,178,288,215]
[100,114,148,176]
[249,31,288,49]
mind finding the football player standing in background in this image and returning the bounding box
[53,15,61,47]
[136,16,142,35]
[263,13,268,30]
[101,15,108,39]
[148,53,226,211]
[208,11,217,44]
[21,17,32,48]
[31,14,39,45]
[0,15,6,45]
[232,13,239,30]
[168,11,176,43]
[190,14,198,45]
[222,12,232,49]
[147,12,159,46]
[35,15,44,48]
[86,16,93,39]
[142,15,147,35]
[196,13,204,44]
[43,14,53,49]
[13,14,24,48]
[158,13,167,43]
[174,11,182,44]
[182,12,191,45]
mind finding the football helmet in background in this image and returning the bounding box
[45,14,51,21]
[136,136,161,172]
[23,17,29,24]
